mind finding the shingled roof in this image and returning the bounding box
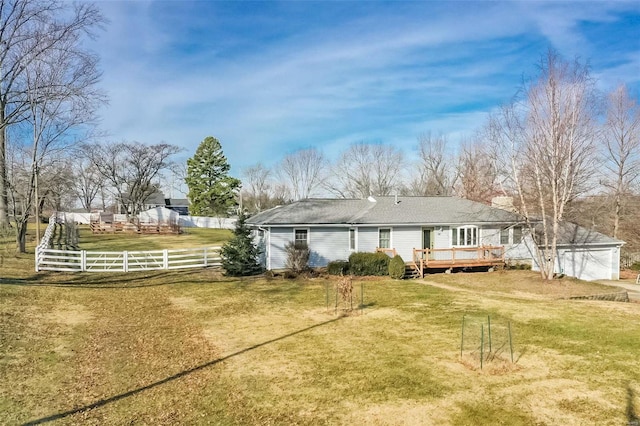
[247,196,523,226]
[536,222,624,246]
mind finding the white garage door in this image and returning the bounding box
[561,249,612,281]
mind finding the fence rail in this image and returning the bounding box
[35,212,223,273]
[621,253,640,269]
[36,246,222,272]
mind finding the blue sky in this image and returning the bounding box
[91,1,640,177]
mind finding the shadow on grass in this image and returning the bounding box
[22,316,344,425]
[0,270,226,289]
[629,382,639,426]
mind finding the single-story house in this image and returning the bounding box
[246,196,623,281]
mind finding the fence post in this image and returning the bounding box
[35,246,40,272]
[487,315,492,353]
[460,315,465,359]
[480,323,484,370]
[123,251,128,272]
[81,250,87,272]
[508,321,514,363]
[163,249,169,269]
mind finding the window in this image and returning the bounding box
[378,228,391,249]
[513,226,522,244]
[349,228,356,251]
[500,228,510,245]
[294,229,308,248]
[452,226,478,247]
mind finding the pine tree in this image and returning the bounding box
[220,212,264,276]
[185,136,241,216]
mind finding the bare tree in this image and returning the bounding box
[38,157,75,212]
[406,133,454,196]
[72,157,102,211]
[83,141,181,219]
[601,84,640,239]
[328,142,404,198]
[454,138,499,203]
[0,0,104,228]
[278,148,326,200]
[241,163,279,213]
[488,50,599,280]
[7,16,104,251]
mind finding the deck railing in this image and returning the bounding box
[412,246,505,277]
[375,247,397,257]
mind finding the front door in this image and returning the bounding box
[422,228,434,260]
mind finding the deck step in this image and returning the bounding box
[404,265,421,279]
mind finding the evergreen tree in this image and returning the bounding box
[220,212,264,276]
[186,136,241,216]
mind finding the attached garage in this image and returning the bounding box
[559,246,620,281]
[532,222,624,281]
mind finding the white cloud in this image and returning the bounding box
[89,0,640,175]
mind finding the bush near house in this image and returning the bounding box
[631,262,640,271]
[284,241,310,273]
[327,260,350,275]
[220,213,263,277]
[388,255,405,279]
[348,252,391,276]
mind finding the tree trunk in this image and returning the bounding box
[613,194,621,239]
[0,112,9,229]
[16,219,27,253]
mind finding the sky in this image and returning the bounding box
[90,0,640,181]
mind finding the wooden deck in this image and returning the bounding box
[410,246,505,278]
[375,246,506,278]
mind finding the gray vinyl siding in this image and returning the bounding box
[432,226,451,261]
[504,233,536,261]
[269,227,294,269]
[480,226,501,246]
[266,224,543,270]
[392,226,421,262]
[268,226,356,269]
[308,227,351,267]
[356,227,379,253]
[434,226,450,249]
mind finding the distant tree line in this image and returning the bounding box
[1,14,637,268]
[239,51,640,273]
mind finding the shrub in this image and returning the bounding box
[283,270,298,279]
[220,213,264,277]
[388,255,405,279]
[348,252,391,276]
[285,241,310,273]
[327,260,350,275]
[631,262,640,271]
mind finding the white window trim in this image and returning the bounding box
[293,228,310,248]
[378,227,393,249]
[349,227,358,251]
[500,228,510,245]
[498,226,524,246]
[512,226,524,245]
[451,225,479,247]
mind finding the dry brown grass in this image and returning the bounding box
[1,259,639,424]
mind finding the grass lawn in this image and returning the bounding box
[75,225,232,251]
[1,228,639,424]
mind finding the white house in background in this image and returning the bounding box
[138,207,180,226]
[246,196,624,281]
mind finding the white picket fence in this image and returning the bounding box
[62,212,236,229]
[36,246,222,272]
[35,212,223,272]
